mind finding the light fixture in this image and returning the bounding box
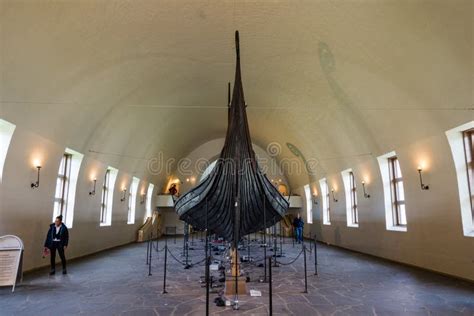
[417,166,429,190]
[361,181,371,198]
[140,193,146,204]
[120,188,127,202]
[89,179,97,195]
[331,189,338,202]
[31,165,41,188]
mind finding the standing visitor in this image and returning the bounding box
[293,213,304,244]
[44,215,69,275]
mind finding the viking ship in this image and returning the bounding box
[175,31,289,246]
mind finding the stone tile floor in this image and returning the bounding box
[1,236,473,315]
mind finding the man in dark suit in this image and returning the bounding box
[44,215,69,275]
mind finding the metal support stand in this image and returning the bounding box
[162,240,168,294]
[263,232,267,282]
[272,225,278,267]
[247,235,251,261]
[279,221,283,257]
[303,244,308,294]
[314,237,318,275]
[182,223,187,256]
[148,237,153,276]
[205,234,210,316]
[268,256,273,316]
[146,237,150,265]
[205,198,210,315]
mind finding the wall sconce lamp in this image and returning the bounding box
[312,194,318,205]
[331,189,338,202]
[89,179,97,195]
[120,188,127,202]
[140,193,146,204]
[31,165,42,188]
[361,181,371,198]
[417,166,430,190]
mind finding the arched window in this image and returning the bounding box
[377,151,407,232]
[446,121,474,237]
[319,178,330,225]
[342,169,358,227]
[128,177,140,224]
[145,183,154,220]
[0,118,16,183]
[52,148,84,228]
[304,184,313,224]
[100,167,118,226]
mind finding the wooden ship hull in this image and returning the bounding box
[175,31,289,244]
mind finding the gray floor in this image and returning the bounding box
[1,236,473,315]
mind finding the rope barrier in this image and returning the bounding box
[276,247,304,266]
[166,248,187,266]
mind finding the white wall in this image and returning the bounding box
[300,131,474,281]
[0,126,155,271]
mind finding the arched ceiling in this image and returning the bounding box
[1,1,472,190]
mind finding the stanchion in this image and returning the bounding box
[268,256,273,316]
[146,237,150,265]
[309,232,312,252]
[163,243,168,294]
[184,236,191,269]
[182,223,187,256]
[205,199,210,315]
[314,237,318,275]
[261,197,267,282]
[303,244,308,293]
[263,232,267,282]
[272,224,278,267]
[247,236,250,260]
[148,239,153,276]
[279,221,283,257]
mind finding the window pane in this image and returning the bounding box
[396,181,405,201]
[399,204,407,225]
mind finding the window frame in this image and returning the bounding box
[463,128,473,220]
[388,156,407,227]
[342,169,359,227]
[349,171,358,225]
[377,151,407,232]
[52,148,83,228]
[53,153,72,220]
[446,122,474,237]
[304,184,313,224]
[128,177,139,224]
[0,118,16,183]
[145,183,154,221]
[100,169,111,225]
[319,178,331,225]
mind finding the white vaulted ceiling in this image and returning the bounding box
[0,0,472,189]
